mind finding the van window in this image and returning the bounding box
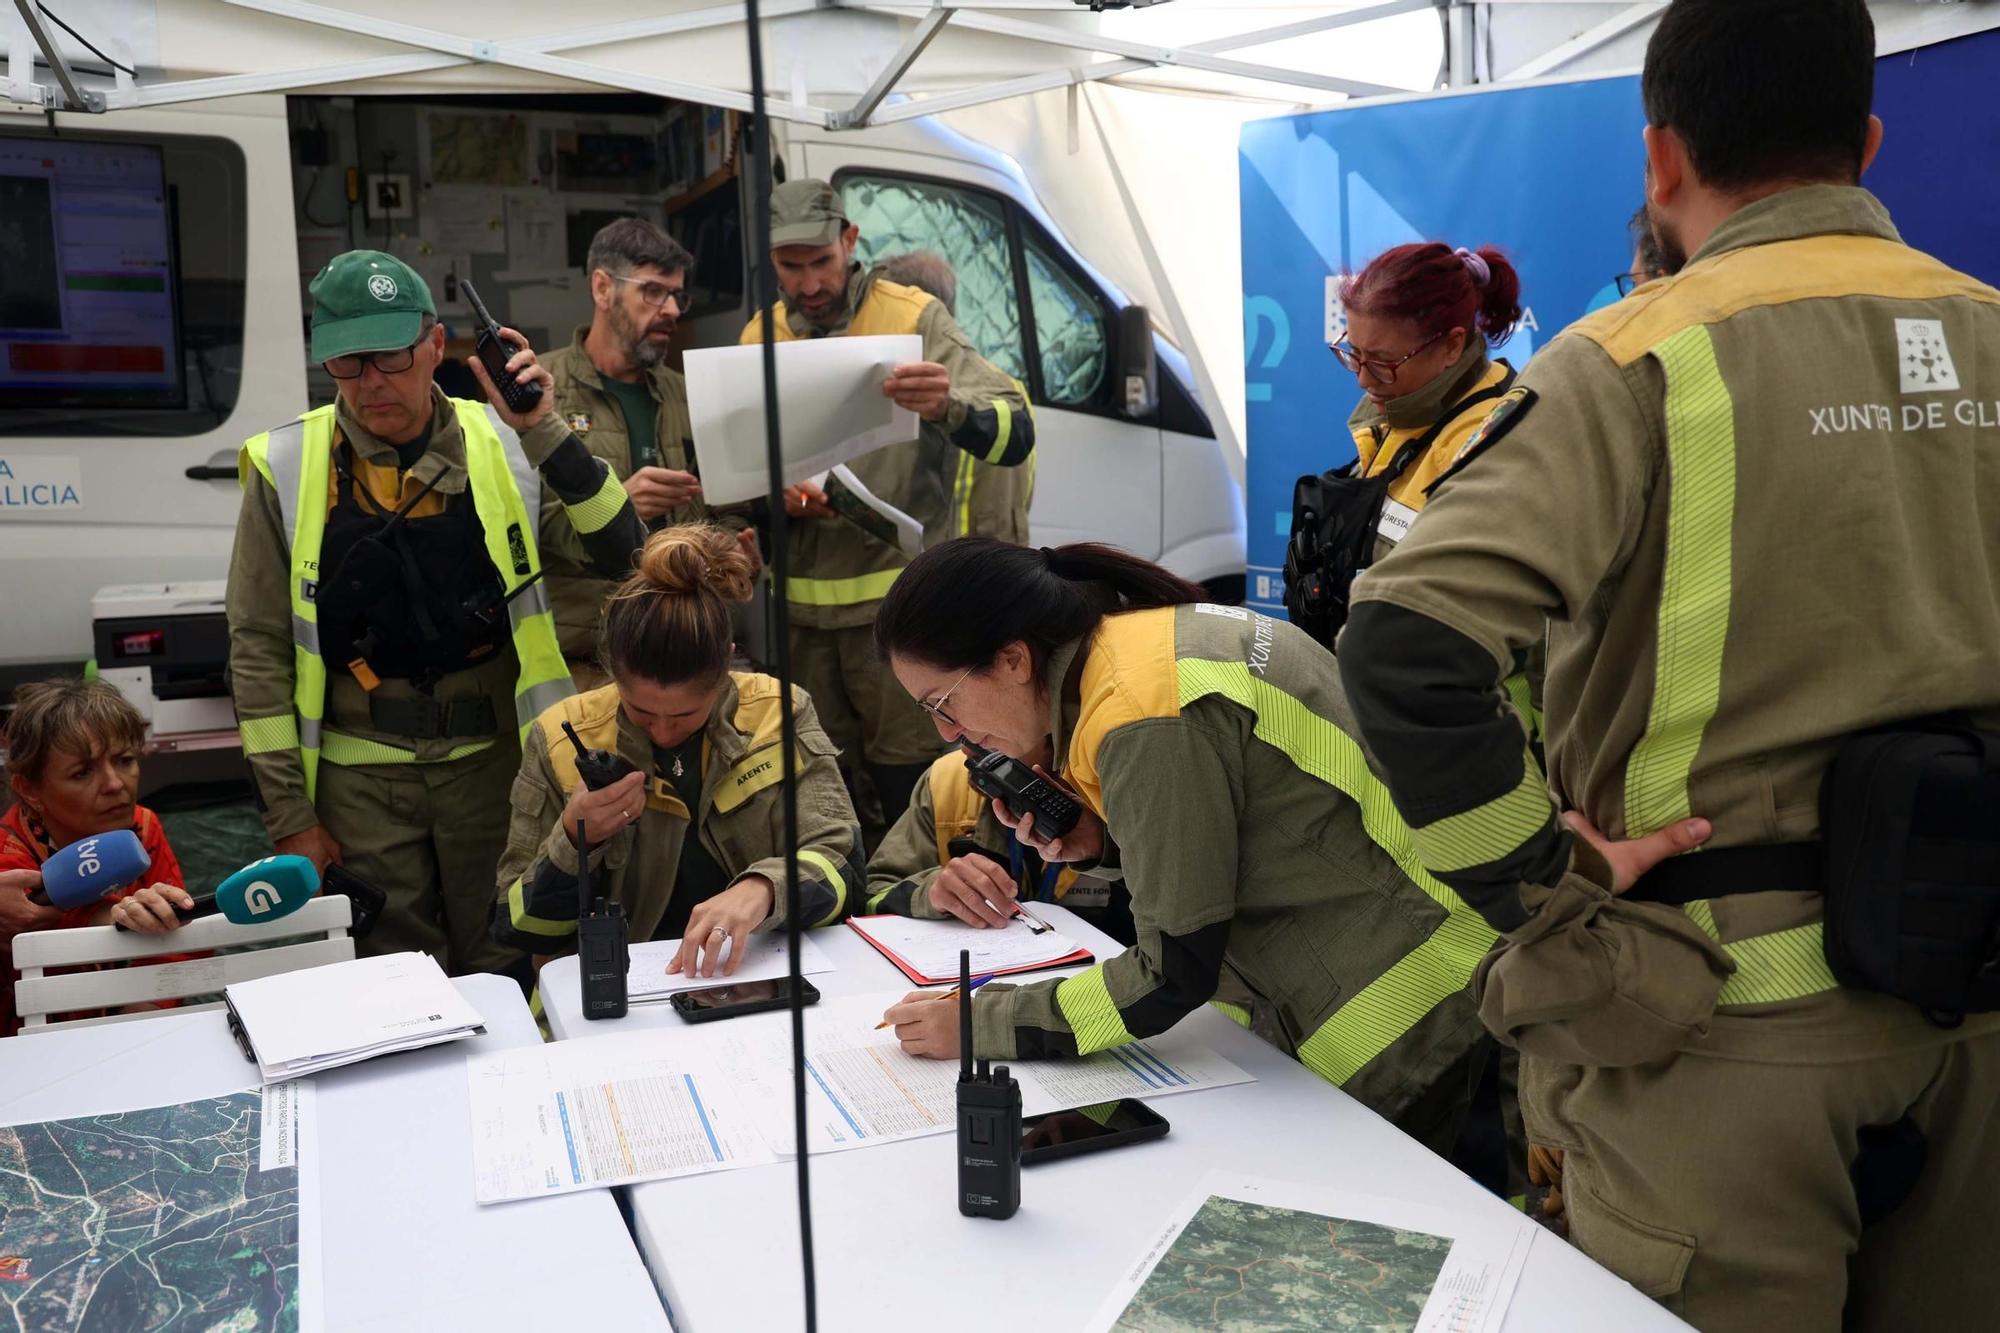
[0,130,247,438]
[1023,229,1110,409]
[839,174,1027,382]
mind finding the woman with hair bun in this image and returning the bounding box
[492,523,861,979]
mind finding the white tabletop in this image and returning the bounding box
[0,974,669,1333]
[544,908,1689,1333]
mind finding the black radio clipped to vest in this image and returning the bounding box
[960,740,1080,844]
[574,817,629,1021]
[462,280,544,416]
[954,949,1021,1219]
[562,720,639,790]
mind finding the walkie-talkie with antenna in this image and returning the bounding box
[461,279,544,415]
[575,817,629,1021]
[960,740,1081,844]
[562,720,639,791]
[954,948,1021,1218]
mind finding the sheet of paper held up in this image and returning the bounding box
[625,930,836,1003]
[683,334,923,504]
[466,1030,775,1204]
[714,991,1255,1157]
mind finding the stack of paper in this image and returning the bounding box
[626,932,836,1004]
[847,912,1092,985]
[224,952,485,1082]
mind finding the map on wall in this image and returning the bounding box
[428,113,530,187]
[0,1087,313,1332]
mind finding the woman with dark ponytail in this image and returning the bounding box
[873,537,1496,1152]
[1286,242,1527,647]
[492,524,861,981]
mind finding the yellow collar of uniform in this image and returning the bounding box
[1686,184,1900,268]
[1041,636,1090,776]
[333,384,469,491]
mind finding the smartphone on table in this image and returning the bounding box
[1020,1098,1170,1165]
[669,976,821,1023]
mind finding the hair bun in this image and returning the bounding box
[633,524,754,604]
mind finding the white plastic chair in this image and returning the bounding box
[12,894,356,1033]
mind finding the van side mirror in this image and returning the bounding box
[1116,305,1158,420]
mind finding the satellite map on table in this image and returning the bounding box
[0,1089,302,1332]
[1113,1195,1451,1332]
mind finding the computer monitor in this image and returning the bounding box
[0,135,185,411]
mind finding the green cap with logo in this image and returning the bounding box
[308,250,435,362]
[769,178,849,249]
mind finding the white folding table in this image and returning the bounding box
[541,906,1690,1333]
[0,973,669,1332]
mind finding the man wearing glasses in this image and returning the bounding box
[226,250,644,982]
[544,217,759,687]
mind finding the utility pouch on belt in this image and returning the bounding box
[1821,716,2000,1023]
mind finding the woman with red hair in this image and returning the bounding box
[1285,243,1526,646]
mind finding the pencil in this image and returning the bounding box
[876,974,994,1029]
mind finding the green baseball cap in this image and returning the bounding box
[308,250,434,362]
[769,178,849,249]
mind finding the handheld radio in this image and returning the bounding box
[461,279,544,415]
[959,740,1081,844]
[562,720,640,790]
[954,948,1021,1219]
[575,817,630,1021]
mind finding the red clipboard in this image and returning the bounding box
[846,913,1093,986]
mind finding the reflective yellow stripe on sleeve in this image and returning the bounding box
[1408,755,1553,875]
[1684,900,1837,1005]
[508,878,578,939]
[1210,1000,1252,1029]
[795,848,849,927]
[1625,323,1736,835]
[785,567,904,607]
[562,466,630,535]
[238,713,300,756]
[1054,966,1135,1055]
[981,401,1013,464]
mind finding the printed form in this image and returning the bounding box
[467,1030,775,1204]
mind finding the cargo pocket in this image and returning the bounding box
[1565,1161,1696,1304]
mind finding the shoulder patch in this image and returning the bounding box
[1429,386,1537,492]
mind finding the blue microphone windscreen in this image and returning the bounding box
[215,855,321,925]
[40,829,151,910]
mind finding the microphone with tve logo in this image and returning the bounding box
[112,854,321,931]
[29,829,151,908]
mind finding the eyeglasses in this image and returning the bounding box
[324,340,423,380]
[1327,328,1448,385]
[918,666,977,728]
[1615,272,1642,296]
[605,272,693,315]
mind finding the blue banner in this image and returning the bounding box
[1238,29,2000,616]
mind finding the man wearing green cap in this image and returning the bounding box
[742,179,1034,836]
[226,250,645,978]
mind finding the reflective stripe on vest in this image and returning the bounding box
[785,567,904,607]
[1174,656,1496,1089]
[239,401,570,798]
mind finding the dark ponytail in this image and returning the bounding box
[874,538,1204,671]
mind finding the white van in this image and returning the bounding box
[0,92,1244,677]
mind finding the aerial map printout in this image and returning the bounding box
[0,1085,317,1332]
[1091,1174,1534,1333]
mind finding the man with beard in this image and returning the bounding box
[545,217,758,687]
[1339,1,2000,1329]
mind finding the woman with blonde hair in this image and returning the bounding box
[492,523,861,977]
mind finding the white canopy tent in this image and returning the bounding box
[7,0,1997,460]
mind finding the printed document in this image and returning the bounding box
[626,931,836,1003]
[684,334,922,504]
[716,992,1253,1156]
[848,912,1091,985]
[467,1029,776,1204]
[224,952,484,1081]
[1089,1172,1535,1333]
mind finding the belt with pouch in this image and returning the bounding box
[1623,841,1822,905]
[367,694,499,741]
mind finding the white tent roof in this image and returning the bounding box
[8,0,1996,460]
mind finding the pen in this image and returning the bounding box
[877,974,994,1029]
[981,899,1051,934]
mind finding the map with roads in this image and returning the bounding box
[1114,1194,1451,1332]
[0,1089,301,1331]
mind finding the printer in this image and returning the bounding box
[91,582,236,739]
